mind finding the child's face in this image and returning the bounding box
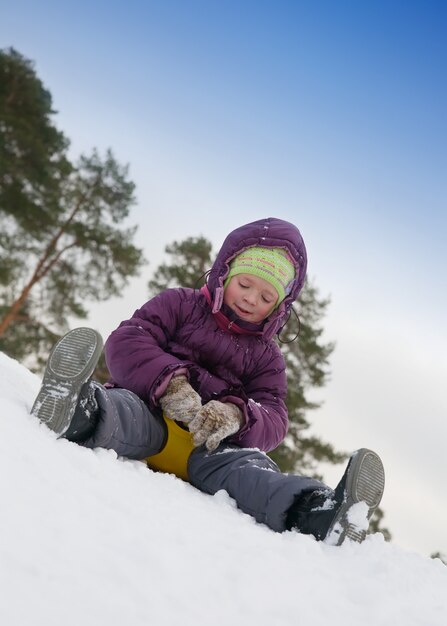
[223,273,279,323]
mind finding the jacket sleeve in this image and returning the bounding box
[223,343,289,453]
[104,289,194,408]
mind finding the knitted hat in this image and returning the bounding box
[225,246,296,304]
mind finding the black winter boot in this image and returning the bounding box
[286,448,385,546]
[31,327,103,440]
[63,380,100,442]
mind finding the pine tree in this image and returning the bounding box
[0,48,145,368]
[0,48,70,240]
[431,552,446,565]
[269,281,344,474]
[148,236,212,295]
[368,507,392,541]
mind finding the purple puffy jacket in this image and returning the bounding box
[105,217,307,452]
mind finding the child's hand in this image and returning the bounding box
[159,375,202,424]
[189,400,243,452]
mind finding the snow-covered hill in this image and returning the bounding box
[1,351,446,626]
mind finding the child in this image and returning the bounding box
[31,217,385,545]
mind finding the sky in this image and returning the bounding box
[1,351,447,626]
[1,0,446,556]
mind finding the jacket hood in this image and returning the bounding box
[206,217,307,339]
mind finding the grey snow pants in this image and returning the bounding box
[82,386,326,533]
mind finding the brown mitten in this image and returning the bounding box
[159,375,202,424]
[189,400,243,451]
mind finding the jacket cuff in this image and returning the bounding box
[151,366,190,404]
[218,395,249,430]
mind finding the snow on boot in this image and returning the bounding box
[286,448,385,546]
[63,380,101,442]
[31,327,103,438]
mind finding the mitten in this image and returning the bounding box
[159,375,202,424]
[189,400,244,452]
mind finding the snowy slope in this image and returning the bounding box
[1,351,446,626]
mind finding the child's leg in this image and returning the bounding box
[188,444,385,544]
[81,386,167,460]
[187,444,326,532]
[31,327,166,461]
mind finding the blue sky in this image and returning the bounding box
[1,1,446,556]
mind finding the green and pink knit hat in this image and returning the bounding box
[225,246,296,304]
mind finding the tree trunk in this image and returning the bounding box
[0,238,77,337]
[0,191,88,338]
[0,280,36,336]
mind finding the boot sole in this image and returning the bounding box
[31,328,103,436]
[325,448,385,546]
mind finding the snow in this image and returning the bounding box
[348,501,370,531]
[1,351,446,626]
